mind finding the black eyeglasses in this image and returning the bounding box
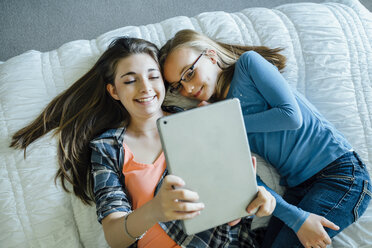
[169,50,206,93]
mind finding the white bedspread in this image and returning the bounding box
[1,0,371,247]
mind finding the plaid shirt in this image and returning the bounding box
[90,127,258,248]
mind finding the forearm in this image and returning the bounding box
[244,106,302,132]
[256,176,309,232]
[272,195,309,232]
[102,201,157,248]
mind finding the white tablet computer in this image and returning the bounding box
[157,98,258,235]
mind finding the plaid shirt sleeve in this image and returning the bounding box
[160,218,257,247]
[90,128,132,223]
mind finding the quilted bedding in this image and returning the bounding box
[1,0,371,247]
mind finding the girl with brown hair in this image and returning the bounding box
[10,36,275,248]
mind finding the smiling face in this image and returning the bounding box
[163,47,222,102]
[106,53,165,120]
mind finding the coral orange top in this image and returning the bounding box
[122,143,180,248]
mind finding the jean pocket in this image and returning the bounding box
[317,161,355,182]
[353,180,372,221]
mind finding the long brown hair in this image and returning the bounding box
[159,29,286,100]
[10,37,160,205]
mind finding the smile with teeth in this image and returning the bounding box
[136,95,156,103]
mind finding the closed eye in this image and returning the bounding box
[124,80,136,84]
[183,69,195,82]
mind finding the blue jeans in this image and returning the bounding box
[262,151,372,248]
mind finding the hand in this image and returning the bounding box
[247,155,275,217]
[197,101,210,107]
[228,156,274,227]
[297,213,340,248]
[228,218,241,226]
[246,186,276,217]
[150,175,205,223]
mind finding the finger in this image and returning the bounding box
[308,245,320,248]
[311,228,331,246]
[317,242,327,248]
[321,217,340,231]
[228,218,241,226]
[163,175,185,190]
[319,240,330,248]
[173,210,201,220]
[321,233,332,245]
[197,101,209,107]
[173,189,200,202]
[252,156,257,173]
[174,201,205,212]
[247,198,263,214]
[247,187,267,213]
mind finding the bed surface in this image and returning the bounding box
[1,0,371,247]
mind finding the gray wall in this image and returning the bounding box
[1,0,371,62]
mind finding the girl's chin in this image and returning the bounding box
[197,92,212,102]
[180,91,210,101]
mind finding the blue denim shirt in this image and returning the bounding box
[90,127,257,248]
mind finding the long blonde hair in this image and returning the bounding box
[10,37,160,204]
[159,29,286,100]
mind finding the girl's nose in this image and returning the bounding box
[139,77,153,93]
[183,83,195,94]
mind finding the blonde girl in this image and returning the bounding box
[159,29,371,248]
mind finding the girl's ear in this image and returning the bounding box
[206,49,218,64]
[106,84,120,100]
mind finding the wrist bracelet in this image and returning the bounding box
[124,213,146,241]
